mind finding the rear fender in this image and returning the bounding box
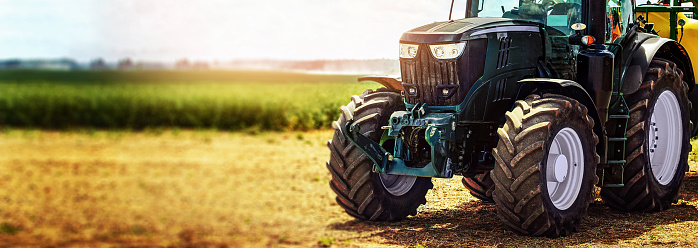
[622,37,695,94]
[621,37,698,136]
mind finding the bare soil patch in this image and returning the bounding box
[0,129,696,247]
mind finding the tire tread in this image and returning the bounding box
[327,89,432,221]
[600,59,691,212]
[492,94,599,237]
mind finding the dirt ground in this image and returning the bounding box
[0,129,696,247]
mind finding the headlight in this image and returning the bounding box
[399,43,419,58]
[429,42,466,59]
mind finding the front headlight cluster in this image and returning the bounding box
[429,42,466,59]
[399,42,466,59]
[399,44,419,58]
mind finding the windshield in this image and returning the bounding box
[469,0,583,35]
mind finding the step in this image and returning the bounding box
[603,183,625,188]
[609,115,630,119]
[608,137,628,142]
[607,160,626,164]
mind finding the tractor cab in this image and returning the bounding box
[471,0,583,35]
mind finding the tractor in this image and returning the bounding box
[326,0,698,236]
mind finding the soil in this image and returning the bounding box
[0,129,696,247]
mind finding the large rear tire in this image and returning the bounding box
[492,94,599,237]
[327,89,432,221]
[600,59,691,211]
[462,172,495,202]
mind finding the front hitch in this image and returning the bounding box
[343,119,452,178]
[343,121,392,172]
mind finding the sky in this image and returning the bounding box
[0,0,466,62]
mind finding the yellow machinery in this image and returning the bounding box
[637,0,698,77]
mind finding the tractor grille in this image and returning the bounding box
[400,39,487,106]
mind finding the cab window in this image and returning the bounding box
[472,0,583,36]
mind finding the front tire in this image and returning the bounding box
[492,94,599,236]
[600,59,691,211]
[327,89,432,221]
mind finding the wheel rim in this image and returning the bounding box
[648,90,682,185]
[379,173,417,196]
[546,127,585,210]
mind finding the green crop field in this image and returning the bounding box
[0,70,380,131]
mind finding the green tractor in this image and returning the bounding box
[327,0,697,236]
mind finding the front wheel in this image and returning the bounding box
[327,89,432,221]
[492,94,599,237]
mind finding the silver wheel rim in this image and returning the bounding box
[649,90,682,185]
[379,173,417,196]
[546,127,585,210]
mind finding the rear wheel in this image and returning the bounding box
[462,172,495,202]
[600,59,691,211]
[327,89,432,221]
[492,94,599,236]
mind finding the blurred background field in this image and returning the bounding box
[0,70,379,131]
[0,129,341,247]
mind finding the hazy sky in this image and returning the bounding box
[0,0,465,62]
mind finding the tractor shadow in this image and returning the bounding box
[330,172,698,247]
[679,171,698,200]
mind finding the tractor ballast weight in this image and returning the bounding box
[327,0,696,237]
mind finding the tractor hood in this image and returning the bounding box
[400,17,540,44]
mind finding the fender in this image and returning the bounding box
[621,37,695,94]
[517,78,604,156]
[357,76,403,90]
